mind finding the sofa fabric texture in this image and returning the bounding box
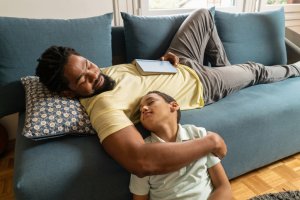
[121,7,216,63]
[0,13,113,117]
[0,9,299,200]
[121,12,189,63]
[214,8,287,65]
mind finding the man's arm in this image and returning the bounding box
[102,125,226,177]
[207,163,232,200]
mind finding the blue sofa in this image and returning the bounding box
[1,9,300,200]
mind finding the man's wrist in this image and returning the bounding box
[205,132,227,159]
[205,133,218,151]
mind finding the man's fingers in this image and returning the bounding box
[207,131,227,159]
[175,57,179,66]
[161,52,180,66]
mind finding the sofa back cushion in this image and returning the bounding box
[121,12,189,63]
[122,8,286,66]
[0,13,113,87]
[214,8,286,65]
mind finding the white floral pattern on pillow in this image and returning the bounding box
[21,76,95,140]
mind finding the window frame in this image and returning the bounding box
[258,0,300,12]
[139,0,247,16]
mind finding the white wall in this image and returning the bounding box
[0,0,114,19]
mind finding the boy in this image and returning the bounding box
[129,91,231,200]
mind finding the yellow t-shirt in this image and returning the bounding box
[80,63,204,142]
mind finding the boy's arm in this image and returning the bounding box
[102,125,227,177]
[207,163,232,200]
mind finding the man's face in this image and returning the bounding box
[63,54,115,97]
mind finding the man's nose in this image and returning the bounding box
[86,70,98,82]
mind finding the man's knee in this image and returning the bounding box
[188,8,214,28]
[192,8,212,19]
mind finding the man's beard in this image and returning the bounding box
[93,74,116,96]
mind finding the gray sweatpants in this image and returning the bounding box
[167,9,300,105]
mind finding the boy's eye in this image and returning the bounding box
[148,100,154,105]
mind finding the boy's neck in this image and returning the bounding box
[153,123,179,142]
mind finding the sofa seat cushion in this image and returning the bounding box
[181,77,300,178]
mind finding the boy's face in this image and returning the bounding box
[139,93,179,131]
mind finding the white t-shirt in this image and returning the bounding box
[129,124,220,200]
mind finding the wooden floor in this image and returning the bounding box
[0,141,299,200]
[0,141,15,200]
[231,153,300,199]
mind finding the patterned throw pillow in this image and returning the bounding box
[21,76,95,140]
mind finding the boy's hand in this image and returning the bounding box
[206,131,227,159]
[160,52,179,67]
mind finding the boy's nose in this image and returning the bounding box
[141,105,149,113]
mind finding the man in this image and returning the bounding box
[36,9,300,177]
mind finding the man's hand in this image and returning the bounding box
[160,52,179,67]
[206,131,227,159]
[102,125,228,177]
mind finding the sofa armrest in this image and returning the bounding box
[0,81,25,118]
[285,38,300,64]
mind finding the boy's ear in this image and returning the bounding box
[60,90,77,98]
[170,101,180,112]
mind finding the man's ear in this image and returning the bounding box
[170,101,180,112]
[60,90,77,98]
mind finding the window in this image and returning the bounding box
[258,0,300,11]
[139,0,246,15]
[258,0,300,46]
[258,0,300,27]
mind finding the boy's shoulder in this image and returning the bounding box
[180,124,207,138]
